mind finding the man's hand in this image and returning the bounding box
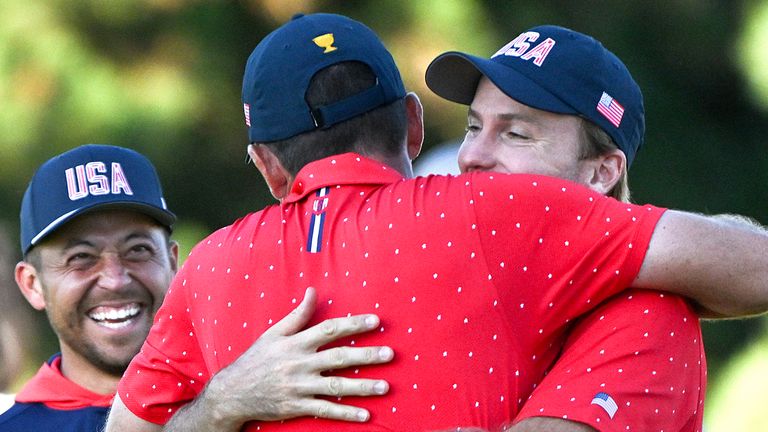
[162,287,394,431]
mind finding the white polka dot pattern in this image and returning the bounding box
[118,154,666,430]
[516,290,705,431]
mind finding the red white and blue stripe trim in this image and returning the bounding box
[307,187,330,253]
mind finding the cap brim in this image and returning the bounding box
[29,202,176,250]
[426,52,577,115]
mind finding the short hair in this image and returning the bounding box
[578,119,631,203]
[262,61,407,176]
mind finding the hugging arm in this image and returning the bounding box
[105,288,393,432]
[635,210,768,317]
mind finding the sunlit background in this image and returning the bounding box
[0,1,767,429]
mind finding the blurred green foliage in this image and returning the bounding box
[1,0,767,428]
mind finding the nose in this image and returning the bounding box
[96,254,132,291]
[457,135,495,173]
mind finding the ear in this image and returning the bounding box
[584,149,626,195]
[248,144,292,200]
[404,92,424,160]
[15,261,46,311]
[167,240,179,273]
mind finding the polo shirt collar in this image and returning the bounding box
[284,153,404,203]
[15,353,114,409]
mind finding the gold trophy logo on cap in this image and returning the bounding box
[313,33,338,53]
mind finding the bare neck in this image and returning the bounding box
[59,344,120,395]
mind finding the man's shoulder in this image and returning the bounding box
[0,401,108,431]
[593,289,698,322]
[407,172,601,200]
[187,208,279,253]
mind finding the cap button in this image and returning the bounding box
[291,13,305,20]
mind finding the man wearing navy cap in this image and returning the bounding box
[0,144,180,431]
[108,13,768,432]
[425,25,707,431]
[1,144,390,431]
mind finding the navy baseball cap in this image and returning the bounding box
[426,25,645,166]
[242,13,406,143]
[20,144,176,254]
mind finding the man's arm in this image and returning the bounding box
[105,288,393,432]
[106,394,161,432]
[634,210,768,317]
[506,417,596,432]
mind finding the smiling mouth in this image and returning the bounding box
[88,303,142,329]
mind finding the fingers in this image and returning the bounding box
[300,314,381,349]
[313,345,394,371]
[297,399,371,423]
[311,376,390,397]
[267,287,318,336]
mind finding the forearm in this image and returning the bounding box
[162,382,244,432]
[634,210,768,317]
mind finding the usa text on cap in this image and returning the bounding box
[426,25,645,166]
[20,144,175,254]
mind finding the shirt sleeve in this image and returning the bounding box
[117,253,210,425]
[514,289,706,432]
[469,172,666,322]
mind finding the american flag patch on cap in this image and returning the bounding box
[243,103,251,127]
[596,92,624,127]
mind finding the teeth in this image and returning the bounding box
[99,320,134,329]
[89,305,140,322]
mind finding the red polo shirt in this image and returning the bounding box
[119,153,665,430]
[515,290,705,432]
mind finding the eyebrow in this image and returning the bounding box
[467,107,544,127]
[61,232,157,252]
